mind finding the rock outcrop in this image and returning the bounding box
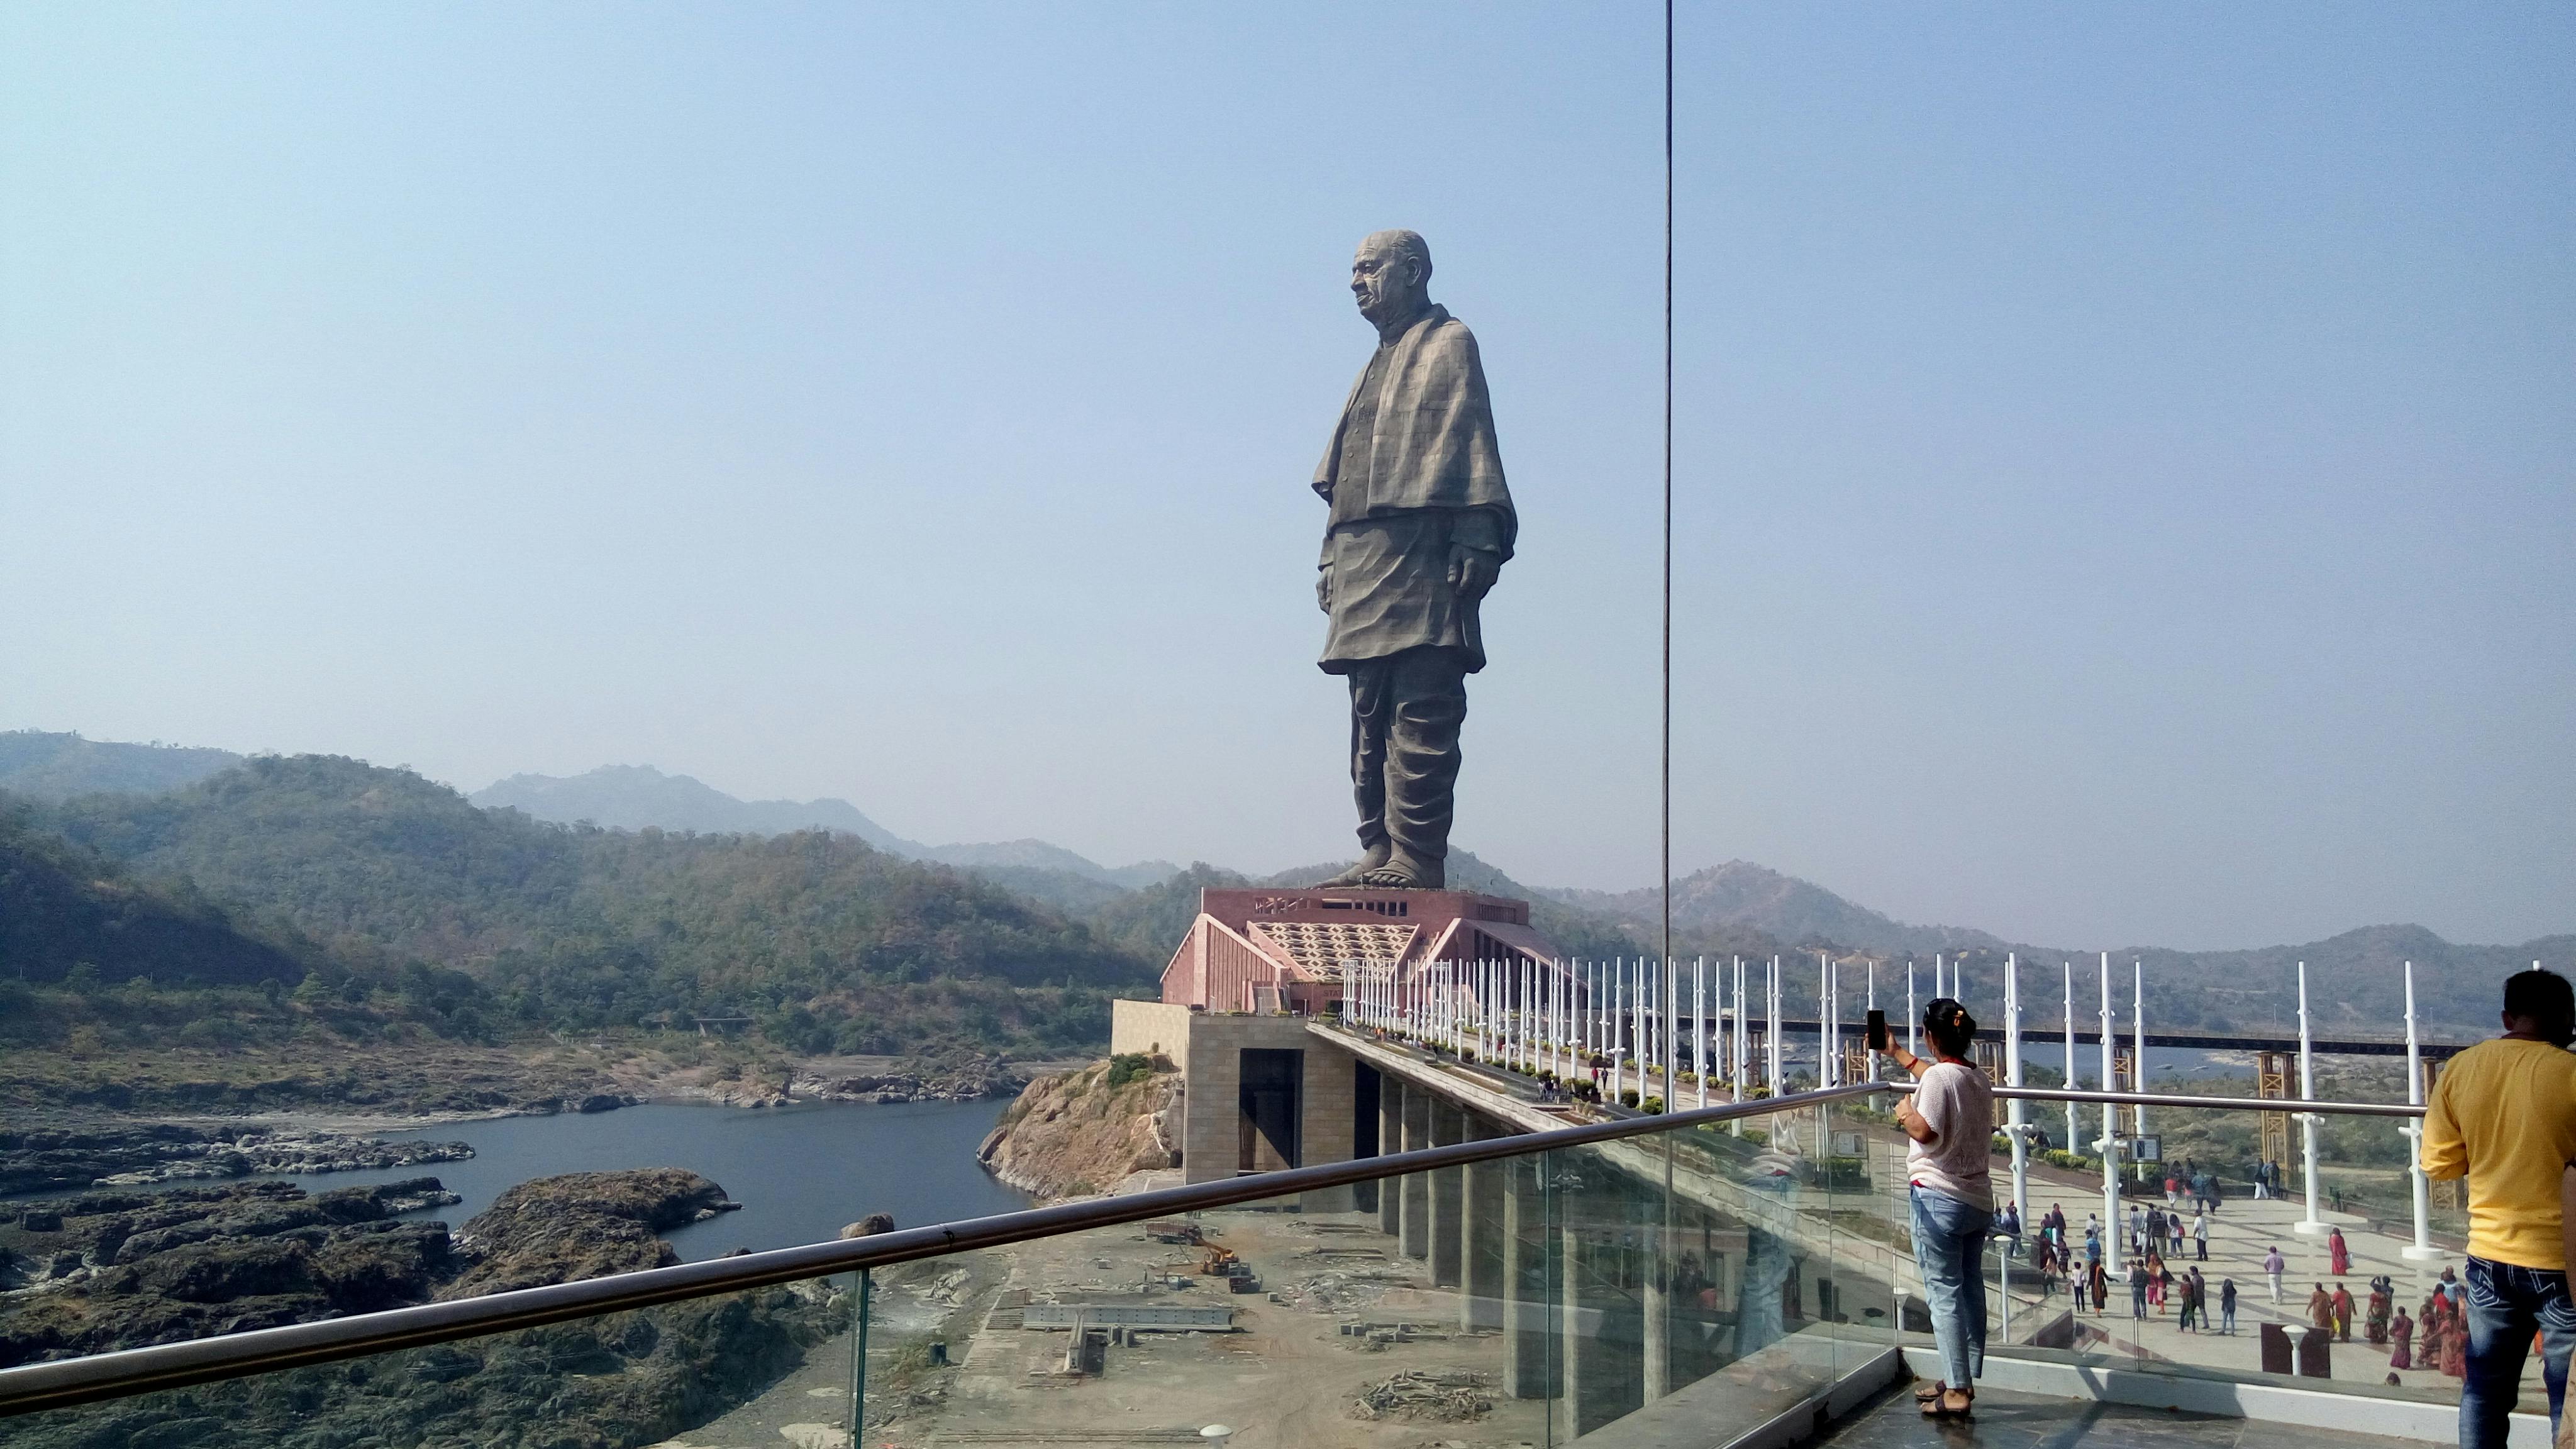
[0,1123,474,1196]
[0,1178,465,1365]
[821,1053,1026,1104]
[441,1169,740,1299]
[0,1169,828,1449]
[976,1057,1181,1200]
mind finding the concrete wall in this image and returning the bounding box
[1109,1001,1358,1191]
[1110,1000,1195,1059]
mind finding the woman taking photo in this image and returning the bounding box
[1886,999,1993,1419]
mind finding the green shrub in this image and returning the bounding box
[1105,1052,1153,1089]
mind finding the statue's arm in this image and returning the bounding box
[1447,508,1506,601]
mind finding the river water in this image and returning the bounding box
[277,1098,1030,1261]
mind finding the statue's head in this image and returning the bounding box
[1351,230,1431,328]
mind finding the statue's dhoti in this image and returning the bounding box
[1345,647,1467,869]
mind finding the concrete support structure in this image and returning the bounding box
[1401,1086,1432,1259]
[1556,1211,1619,1441]
[1461,1123,1506,1329]
[1430,1100,1465,1287]
[1378,1077,1404,1237]
[1502,1155,1550,1399]
[1641,1232,1670,1403]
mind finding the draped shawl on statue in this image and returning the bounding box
[1311,305,1517,559]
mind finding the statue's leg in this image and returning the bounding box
[1361,650,1465,889]
[1316,662,1394,887]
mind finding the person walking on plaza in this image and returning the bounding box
[2328,1224,2351,1277]
[2331,1282,2355,1343]
[2390,1304,2415,1370]
[2193,1209,2210,1262]
[1889,999,1994,1421]
[2265,1246,2286,1304]
[2423,969,2576,1448]
[2128,1204,2145,1255]
[2221,1277,2239,1335]
[2308,1284,2334,1333]
[2170,1212,2185,1258]
[2367,1275,2394,1346]
[2177,1272,2200,1333]
[2089,1258,2109,1319]
[2132,1261,2150,1321]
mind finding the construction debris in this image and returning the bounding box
[1350,1370,1496,1422]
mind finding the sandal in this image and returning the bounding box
[1914,1382,1944,1403]
[1919,1385,1973,1416]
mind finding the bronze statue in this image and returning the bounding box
[1311,230,1516,889]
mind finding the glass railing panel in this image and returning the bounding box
[7,1089,2489,1449]
[1525,1097,1892,1446]
[0,1283,848,1448]
[1955,1090,2552,1425]
[824,1166,1541,1449]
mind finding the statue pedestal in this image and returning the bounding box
[1155,886,1562,1014]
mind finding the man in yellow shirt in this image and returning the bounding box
[2423,969,2576,1449]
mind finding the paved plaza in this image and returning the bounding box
[1992,1157,2523,1408]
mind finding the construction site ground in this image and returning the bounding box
[652,1203,1540,1449]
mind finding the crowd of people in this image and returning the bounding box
[2007,975,2560,1440]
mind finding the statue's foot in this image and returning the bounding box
[1356,852,1443,891]
[1315,846,1391,888]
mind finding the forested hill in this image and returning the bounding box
[0,730,242,800]
[23,755,1155,1057]
[0,799,308,989]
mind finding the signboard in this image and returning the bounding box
[2125,1135,2163,1163]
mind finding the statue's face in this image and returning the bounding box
[1350,242,1424,326]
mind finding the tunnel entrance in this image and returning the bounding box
[1238,1048,1303,1174]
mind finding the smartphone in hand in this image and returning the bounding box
[1865,1009,1889,1052]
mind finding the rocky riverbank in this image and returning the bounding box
[975,1055,1180,1200]
[0,1168,832,1449]
[0,1122,477,1196]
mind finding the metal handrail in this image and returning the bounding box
[1981,1083,2423,1118]
[0,1077,2424,1416]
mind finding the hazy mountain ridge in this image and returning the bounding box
[25,754,1151,1057]
[0,731,243,801]
[473,765,916,850]
[13,732,2563,1038]
[1543,860,2011,957]
[472,765,1178,891]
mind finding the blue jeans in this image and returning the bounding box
[1733,1226,1792,1358]
[1908,1185,1992,1389]
[2461,1256,2576,1448]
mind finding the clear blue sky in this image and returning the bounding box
[3,4,2568,952]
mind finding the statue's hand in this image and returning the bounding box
[1317,565,1333,614]
[1448,545,1499,601]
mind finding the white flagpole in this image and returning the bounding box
[2132,960,2148,1170]
[1767,955,1782,1097]
[2295,961,2326,1236]
[2098,954,2119,1241]
[2062,960,2077,1155]
[1613,960,1625,1101]
[2007,953,2028,1226]
[2402,960,2440,1260]
[1696,955,1708,1108]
